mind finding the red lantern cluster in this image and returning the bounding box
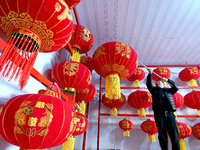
[119,118,133,137]
[127,68,145,87]
[141,119,158,142]
[128,90,152,117]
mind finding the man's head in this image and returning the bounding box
[156,80,165,88]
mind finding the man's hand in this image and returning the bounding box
[147,68,153,74]
[162,77,168,82]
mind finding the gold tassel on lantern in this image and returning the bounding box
[123,130,130,137]
[188,79,197,87]
[78,101,86,115]
[72,47,81,62]
[138,108,146,117]
[133,80,140,87]
[105,73,121,99]
[197,109,200,117]
[174,111,177,118]
[179,139,186,150]
[110,107,117,117]
[148,134,156,142]
[62,135,75,150]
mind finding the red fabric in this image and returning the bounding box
[0,94,74,149]
[127,68,145,82]
[192,122,200,140]
[172,93,184,109]
[184,90,200,109]
[65,0,81,9]
[80,56,94,72]
[102,93,126,109]
[51,61,92,91]
[66,24,93,54]
[128,90,152,109]
[119,119,133,131]
[141,119,158,134]
[72,112,88,136]
[76,84,96,103]
[0,0,73,53]
[92,41,138,79]
[152,67,171,81]
[176,121,191,139]
[179,67,200,82]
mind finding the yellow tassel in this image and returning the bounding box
[179,139,186,150]
[62,135,75,150]
[110,108,117,117]
[138,108,146,117]
[72,48,81,62]
[123,130,130,137]
[105,73,121,99]
[174,112,177,118]
[188,79,197,87]
[197,109,200,117]
[148,134,156,142]
[133,80,140,87]
[78,101,86,115]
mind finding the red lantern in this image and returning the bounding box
[76,84,96,115]
[0,90,75,149]
[128,90,152,117]
[92,41,138,99]
[177,121,192,150]
[80,56,94,73]
[119,118,133,137]
[64,0,81,9]
[0,0,73,89]
[141,119,158,142]
[65,24,93,62]
[152,67,171,87]
[51,61,92,108]
[102,93,126,117]
[192,122,200,140]
[172,92,184,117]
[179,67,200,87]
[184,90,200,116]
[127,68,145,87]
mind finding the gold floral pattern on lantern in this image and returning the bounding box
[116,43,131,58]
[63,62,79,76]
[93,46,106,59]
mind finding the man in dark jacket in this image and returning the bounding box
[146,68,180,150]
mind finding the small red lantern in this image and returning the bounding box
[0,90,75,149]
[152,67,171,87]
[64,0,81,9]
[184,90,200,116]
[141,119,158,142]
[177,121,192,150]
[102,93,126,117]
[80,56,94,73]
[179,67,200,87]
[65,24,93,62]
[51,60,92,108]
[119,118,133,137]
[127,68,145,87]
[76,84,96,115]
[172,92,184,117]
[0,0,73,89]
[128,90,152,117]
[92,41,138,99]
[192,122,200,140]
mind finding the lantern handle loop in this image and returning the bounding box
[138,60,164,80]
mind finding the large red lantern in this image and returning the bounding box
[0,90,75,149]
[184,90,200,116]
[102,93,126,117]
[127,68,145,87]
[152,67,171,87]
[51,60,92,108]
[177,121,192,150]
[179,67,200,87]
[92,41,138,99]
[76,84,96,115]
[80,56,94,73]
[141,119,158,142]
[65,24,93,62]
[0,0,73,89]
[192,122,200,140]
[64,0,81,9]
[128,90,152,117]
[119,118,133,137]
